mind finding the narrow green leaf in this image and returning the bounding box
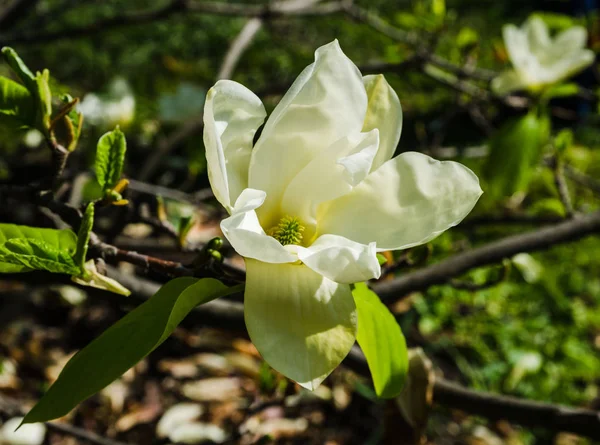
[74,203,94,273]
[2,48,52,133]
[34,68,52,130]
[0,238,80,274]
[23,277,242,424]
[0,224,77,273]
[0,76,35,128]
[541,83,579,101]
[353,283,408,398]
[376,253,388,266]
[95,127,126,190]
[1,47,36,91]
[484,111,550,199]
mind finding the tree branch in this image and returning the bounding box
[217,17,263,80]
[372,211,600,302]
[0,0,343,46]
[127,179,213,204]
[564,164,600,195]
[432,379,600,440]
[460,214,565,228]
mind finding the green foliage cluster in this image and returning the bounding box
[415,235,600,406]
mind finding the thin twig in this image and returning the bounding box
[564,164,600,195]
[431,379,600,440]
[217,17,264,80]
[127,179,213,204]
[460,214,565,228]
[549,156,575,217]
[0,0,343,46]
[91,239,193,277]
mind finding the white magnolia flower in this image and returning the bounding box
[492,17,595,95]
[204,40,482,389]
[78,78,135,128]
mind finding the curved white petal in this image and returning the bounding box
[204,80,266,212]
[553,27,588,52]
[281,130,379,230]
[525,17,551,56]
[362,75,403,171]
[298,234,380,284]
[549,50,595,83]
[220,189,296,263]
[249,40,368,223]
[491,70,527,96]
[244,259,357,390]
[503,24,532,73]
[316,152,483,251]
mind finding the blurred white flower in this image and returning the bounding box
[0,418,45,445]
[204,40,482,390]
[22,129,43,148]
[492,17,595,95]
[78,77,135,128]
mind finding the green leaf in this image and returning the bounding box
[23,277,242,424]
[554,129,573,154]
[376,253,388,266]
[0,76,35,128]
[34,69,52,130]
[541,83,579,101]
[531,12,577,31]
[431,0,445,17]
[353,282,408,398]
[0,238,79,275]
[0,224,77,273]
[1,47,36,91]
[95,127,127,191]
[1,48,52,133]
[74,203,94,273]
[484,111,550,199]
[456,26,479,50]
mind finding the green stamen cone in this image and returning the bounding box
[268,216,305,246]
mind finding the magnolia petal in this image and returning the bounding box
[204,80,266,212]
[317,152,483,251]
[298,234,380,284]
[249,40,368,223]
[503,24,532,73]
[525,17,551,56]
[221,189,296,263]
[491,70,527,95]
[281,130,379,230]
[362,74,403,171]
[72,260,131,296]
[244,259,357,390]
[553,26,588,52]
[553,50,595,81]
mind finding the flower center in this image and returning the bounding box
[268,215,305,246]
